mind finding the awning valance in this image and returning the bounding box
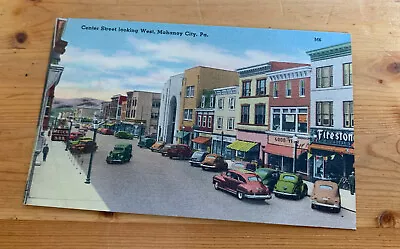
[175,131,190,139]
[263,144,305,159]
[226,140,257,152]
[309,143,354,155]
[192,136,211,144]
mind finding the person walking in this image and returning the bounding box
[348,171,355,195]
[42,144,49,162]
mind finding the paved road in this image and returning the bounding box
[74,129,355,229]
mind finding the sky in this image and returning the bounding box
[55,18,351,101]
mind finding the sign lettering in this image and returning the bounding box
[311,128,354,147]
[268,135,308,149]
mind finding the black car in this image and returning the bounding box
[189,151,209,166]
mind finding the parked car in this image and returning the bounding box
[74,123,80,129]
[273,173,308,200]
[255,167,280,191]
[189,151,209,166]
[201,154,228,171]
[212,169,272,200]
[230,160,257,172]
[115,131,134,139]
[311,180,341,213]
[150,141,165,152]
[166,144,192,159]
[70,140,98,154]
[69,131,85,141]
[138,137,156,148]
[99,128,114,135]
[106,144,132,164]
[160,144,173,156]
[69,137,92,147]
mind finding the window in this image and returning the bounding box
[186,86,195,97]
[228,97,235,110]
[343,101,354,128]
[297,108,308,133]
[270,108,308,133]
[316,66,333,88]
[227,118,235,130]
[208,116,212,128]
[133,109,136,118]
[218,97,225,110]
[152,101,160,108]
[217,117,223,129]
[210,95,214,108]
[202,116,207,127]
[184,109,193,120]
[299,79,305,97]
[286,81,291,97]
[201,95,206,108]
[197,114,202,126]
[273,82,278,98]
[255,104,266,125]
[282,112,295,132]
[241,105,250,124]
[316,102,333,127]
[242,81,251,97]
[343,63,352,86]
[256,78,267,96]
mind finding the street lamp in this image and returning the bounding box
[65,116,73,151]
[85,117,99,184]
[182,126,186,145]
[292,135,299,173]
[139,122,144,143]
[220,131,224,156]
[261,145,266,168]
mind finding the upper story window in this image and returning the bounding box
[316,101,333,127]
[271,108,308,133]
[255,104,266,125]
[184,109,193,120]
[186,86,195,97]
[240,105,250,124]
[228,97,235,110]
[197,114,202,126]
[207,116,212,128]
[273,82,278,98]
[286,81,292,97]
[227,118,235,130]
[242,81,251,97]
[210,95,215,108]
[343,101,354,128]
[217,117,223,129]
[343,63,352,86]
[256,78,267,96]
[316,66,333,88]
[218,97,225,110]
[201,95,206,108]
[299,79,305,97]
[202,115,207,127]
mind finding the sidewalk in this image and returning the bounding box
[26,137,109,212]
[304,180,356,212]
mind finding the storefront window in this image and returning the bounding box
[283,157,293,172]
[268,154,281,170]
[314,156,324,178]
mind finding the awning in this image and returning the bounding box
[175,131,190,139]
[192,136,211,144]
[226,140,257,152]
[263,144,305,159]
[309,143,354,155]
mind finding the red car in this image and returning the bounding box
[166,144,192,160]
[69,131,84,141]
[213,169,272,200]
[99,128,114,135]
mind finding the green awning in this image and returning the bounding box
[226,140,257,152]
[175,131,190,139]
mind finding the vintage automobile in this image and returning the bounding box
[99,128,114,135]
[166,144,192,159]
[115,131,134,139]
[160,144,173,156]
[69,137,92,147]
[255,168,280,192]
[70,140,98,154]
[69,131,85,141]
[189,151,209,166]
[212,169,272,200]
[138,137,156,148]
[311,180,341,213]
[273,173,308,199]
[150,141,165,152]
[230,160,257,172]
[106,144,133,164]
[201,154,228,171]
[74,123,80,129]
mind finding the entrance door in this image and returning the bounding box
[314,155,325,179]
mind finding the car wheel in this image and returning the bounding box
[169,156,173,159]
[311,203,316,209]
[213,181,219,190]
[237,191,244,200]
[302,184,308,198]
[334,206,341,213]
[202,167,206,171]
[275,193,281,198]
[179,155,184,160]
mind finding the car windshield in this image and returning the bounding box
[114,147,124,151]
[248,176,261,182]
[282,175,296,181]
[192,152,204,158]
[233,163,245,168]
[319,185,333,190]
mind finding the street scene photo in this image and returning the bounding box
[24,18,356,230]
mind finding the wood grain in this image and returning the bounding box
[1,0,400,247]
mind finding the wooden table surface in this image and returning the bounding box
[1,0,400,248]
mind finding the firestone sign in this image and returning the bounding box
[311,128,354,147]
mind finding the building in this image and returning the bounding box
[177,66,239,145]
[232,62,308,163]
[265,65,311,178]
[211,86,239,158]
[100,101,111,121]
[157,73,184,144]
[121,99,127,121]
[306,42,354,182]
[109,94,127,121]
[125,90,161,135]
[76,106,101,121]
[192,90,215,152]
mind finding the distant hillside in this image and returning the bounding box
[53,97,104,109]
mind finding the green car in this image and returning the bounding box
[273,173,308,200]
[138,137,156,148]
[255,168,280,191]
[114,131,134,140]
[106,144,132,164]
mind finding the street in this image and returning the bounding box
[74,129,356,229]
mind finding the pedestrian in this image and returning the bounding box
[348,171,355,195]
[42,144,49,162]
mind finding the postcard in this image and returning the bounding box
[24,18,356,230]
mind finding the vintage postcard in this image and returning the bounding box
[24,18,356,229]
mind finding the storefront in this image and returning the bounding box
[211,134,236,159]
[226,140,259,161]
[308,128,354,182]
[192,134,212,152]
[265,134,309,176]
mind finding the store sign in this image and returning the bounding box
[268,135,308,149]
[310,128,354,147]
[51,128,69,141]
